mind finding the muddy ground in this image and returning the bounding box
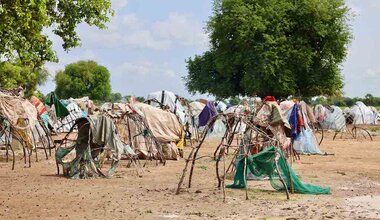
[1,132,380,219]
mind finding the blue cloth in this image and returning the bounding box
[289,104,299,141]
[41,113,50,128]
[198,101,217,127]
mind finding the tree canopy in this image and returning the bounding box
[0,61,48,97]
[110,92,123,103]
[185,0,352,98]
[55,60,111,101]
[0,0,113,67]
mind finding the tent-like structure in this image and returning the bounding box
[146,90,187,125]
[102,102,166,162]
[346,101,377,125]
[0,91,52,169]
[55,115,137,179]
[44,92,87,133]
[67,96,95,115]
[177,110,330,201]
[314,104,346,131]
[133,102,184,160]
[280,101,322,155]
[52,102,87,132]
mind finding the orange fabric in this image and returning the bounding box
[30,96,46,116]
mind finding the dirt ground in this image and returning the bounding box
[1,132,380,220]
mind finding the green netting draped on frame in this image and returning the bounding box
[226,146,331,195]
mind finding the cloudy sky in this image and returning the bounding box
[40,0,380,98]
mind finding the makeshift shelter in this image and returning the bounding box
[44,92,69,119]
[146,90,187,125]
[255,101,291,152]
[280,101,322,155]
[189,101,205,127]
[186,101,205,141]
[227,146,330,195]
[133,103,184,160]
[52,102,87,132]
[55,115,137,179]
[216,101,228,112]
[346,102,377,125]
[199,101,217,127]
[314,104,346,132]
[176,112,330,201]
[369,106,380,122]
[68,97,95,115]
[0,91,52,169]
[102,103,165,163]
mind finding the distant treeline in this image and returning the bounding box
[225,94,380,109]
[307,94,380,108]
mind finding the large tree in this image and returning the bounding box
[0,0,113,94]
[0,61,48,97]
[0,0,113,66]
[185,0,352,98]
[55,60,111,101]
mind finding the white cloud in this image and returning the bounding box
[121,13,143,29]
[117,61,176,78]
[367,68,380,78]
[80,12,208,51]
[111,0,128,10]
[153,13,208,47]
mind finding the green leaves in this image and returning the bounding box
[54,60,111,101]
[0,0,113,67]
[185,0,352,98]
[0,61,49,97]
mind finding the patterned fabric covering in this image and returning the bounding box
[0,92,38,149]
[55,115,136,179]
[255,102,291,150]
[30,96,47,116]
[0,92,38,129]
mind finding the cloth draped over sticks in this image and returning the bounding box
[30,96,47,116]
[0,92,38,149]
[227,146,331,195]
[133,103,183,148]
[55,115,136,179]
[44,92,69,118]
[255,102,292,150]
[299,101,316,124]
[289,104,306,141]
[198,101,217,127]
[256,102,291,129]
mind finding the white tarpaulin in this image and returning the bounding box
[348,102,377,125]
[147,90,187,124]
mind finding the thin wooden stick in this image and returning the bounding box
[244,155,249,200]
[222,146,226,202]
[275,156,290,200]
[176,147,196,194]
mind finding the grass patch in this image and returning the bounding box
[197,165,208,170]
[185,211,202,217]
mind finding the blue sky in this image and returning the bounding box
[40,0,380,98]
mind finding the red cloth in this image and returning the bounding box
[30,96,46,116]
[297,107,305,133]
[263,96,276,102]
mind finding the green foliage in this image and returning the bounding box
[55,60,111,101]
[33,90,46,101]
[311,94,380,107]
[0,61,49,97]
[185,0,352,98]
[0,0,113,66]
[110,92,123,102]
[229,96,241,105]
[136,96,146,102]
